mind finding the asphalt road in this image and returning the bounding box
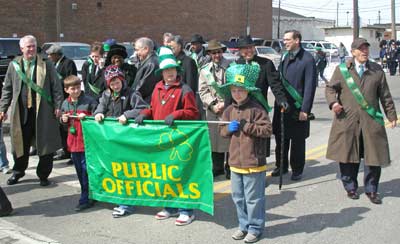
[0,67,399,244]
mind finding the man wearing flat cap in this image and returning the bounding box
[236,35,288,158]
[326,38,397,204]
[46,44,77,96]
[46,44,77,162]
[199,39,232,179]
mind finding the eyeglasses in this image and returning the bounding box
[210,50,223,55]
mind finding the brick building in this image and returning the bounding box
[0,0,273,45]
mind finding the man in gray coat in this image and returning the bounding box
[132,37,160,103]
[0,35,63,186]
[326,38,397,204]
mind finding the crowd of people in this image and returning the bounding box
[0,30,397,243]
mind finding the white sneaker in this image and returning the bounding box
[2,167,11,174]
[175,213,195,226]
[155,209,179,220]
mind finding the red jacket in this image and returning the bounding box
[141,79,199,120]
[60,94,98,152]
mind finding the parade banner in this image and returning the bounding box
[82,118,214,215]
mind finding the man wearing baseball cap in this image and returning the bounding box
[326,38,397,204]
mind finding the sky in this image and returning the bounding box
[272,0,399,26]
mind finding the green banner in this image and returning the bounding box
[81,118,214,215]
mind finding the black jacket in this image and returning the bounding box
[81,60,105,100]
[132,53,160,103]
[237,55,287,105]
[55,55,77,98]
[176,52,199,93]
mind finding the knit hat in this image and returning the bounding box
[104,65,125,87]
[155,46,181,76]
[213,63,271,111]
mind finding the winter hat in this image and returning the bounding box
[105,44,128,66]
[213,63,271,111]
[155,46,181,76]
[104,65,125,87]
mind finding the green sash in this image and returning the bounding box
[338,63,384,126]
[86,58,100,95]
[12,60,53,106]
[280,52,303,109]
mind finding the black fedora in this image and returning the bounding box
[190,34,205,44]
[237,35,255,48]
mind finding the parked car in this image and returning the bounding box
[306,40,339,57]
[255,46,281,69]
[0,38,21,83]
[301,41,317,58]
[263,39,285,53]
[41,42,90,75]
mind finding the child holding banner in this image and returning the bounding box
[60,75,98,211]
[217,63,272,243]
[94,65,148,217]
[135,46,199,226]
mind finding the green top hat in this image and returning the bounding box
[213,63,271,111]
[155,46,182,76]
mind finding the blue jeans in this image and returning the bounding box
[231,171,266,237]
[340,56,345,64]
[0,124,9,168]
[71,152,89,205]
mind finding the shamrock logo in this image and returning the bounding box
[158,129,193,162]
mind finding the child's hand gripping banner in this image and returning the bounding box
[81,118,214,215]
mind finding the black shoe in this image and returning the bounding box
[29,149,37,156]
[66,159,73,165]
[212,170,224,177]
[75,202,94,212]
[0,207,13,217]
[7,174,23,185]
[271,167,288,177]
[347,190,359,200]
[225,170,231,180]
[366,192,382,204]
[39,179,50,186]
[290,173,302,181]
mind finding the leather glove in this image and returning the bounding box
[164,114,175,127]
[239,119,247,130]
[135,114,148,125]
[228,120,239,133]
[280,101,290,113]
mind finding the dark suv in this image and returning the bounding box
[0,38,21,83]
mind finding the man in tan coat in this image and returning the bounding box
[199,40,231,179]
[0,35,63,186]
[326,38,397,204]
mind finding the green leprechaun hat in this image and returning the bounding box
[212,63,271,111]
[155,46,182,76]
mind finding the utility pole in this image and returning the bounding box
[277,0,281,39]
[391,0,396,39]
[336,2,339,27]
[353,0,359,40]
[347,11,349,26]
[56,0,61,41]
[246,0,250,36]
[378,10,381,24]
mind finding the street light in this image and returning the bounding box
[337,1,344,27]
[347,11,350,26]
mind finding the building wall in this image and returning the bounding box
[272,17,334,40]
[324,28,384,59]
[0,0,273,45]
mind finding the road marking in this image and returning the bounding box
[0,218,59,243]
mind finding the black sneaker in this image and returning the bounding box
[39,179,51,186]
[271,167,288,177]
[75,202,94,212]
